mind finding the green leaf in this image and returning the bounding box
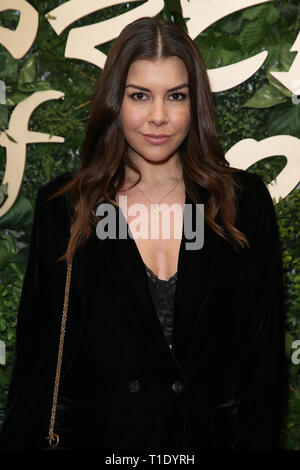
[267,101,300,138]
[0,196,33,229]
[157,10,170,22]
[239,4,280,53]
[5,91,29,106]
[8,261,27,280]
[0,52,18,82]
[239,17,268,53]
[220,49,242,67]
[169,11,187,31]
[158,0,187,31]
[265,5,280,26]
[41,155,54,181]
[219,35,241,52]
[277,4,299,25]
[17,80,52,93]
[4,131,17,143]
[161,0,186,30]
[242,3,279,24]
[203,47,224,69]
[243,84,288,108]
[0,182,8,207]
[200,30,222,48]
[242,4,267,21]
[19,54,37,85]
[8,246,28,265]
[0,232,15,269]
[0,104,8,127]
[211,37,242,67]
[267,68,293,98]
[164,0,183,15]
[0,365,11,385]
[278,42,296,71]
[193,37,211,63]
[264,43,284,68]
[217,12,243,34]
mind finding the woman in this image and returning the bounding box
[0,16,285,450]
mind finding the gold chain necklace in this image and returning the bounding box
[134,178,183,215]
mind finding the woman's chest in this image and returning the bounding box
[115,189,185,281]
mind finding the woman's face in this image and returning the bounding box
[120,56,191,164]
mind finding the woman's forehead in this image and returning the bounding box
[126,57,189,87]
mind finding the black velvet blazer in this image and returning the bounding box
[0,169,286,450]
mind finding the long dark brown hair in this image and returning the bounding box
[49,16,249,263]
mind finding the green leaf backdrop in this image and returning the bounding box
[0,0,299,449]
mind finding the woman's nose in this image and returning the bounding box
[148,99,168,125]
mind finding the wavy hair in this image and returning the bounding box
[49,16,249,263]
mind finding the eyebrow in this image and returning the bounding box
[125,83,189,92]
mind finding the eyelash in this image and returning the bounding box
[129,92,187,102]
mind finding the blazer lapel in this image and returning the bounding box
[173,192,223,374]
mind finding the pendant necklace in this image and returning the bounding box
[135,178,183,216]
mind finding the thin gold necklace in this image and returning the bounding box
[134,178,184,215]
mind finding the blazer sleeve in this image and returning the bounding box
[232,173,286,450]
[0,186,69,449]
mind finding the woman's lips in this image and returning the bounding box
[142,134,171,144]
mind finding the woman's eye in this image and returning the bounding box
[169,92,187,101]
[130,92,147,101]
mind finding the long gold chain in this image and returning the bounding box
[46,256,73,448]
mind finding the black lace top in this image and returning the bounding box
[144,263,177,349]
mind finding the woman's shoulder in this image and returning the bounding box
[38,170,77,203]
[229,168,278,235]
[229,167,274,208]
[230,167,268,192]
[32,171,77,234]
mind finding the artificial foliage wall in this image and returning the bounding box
[0,0,299,449]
